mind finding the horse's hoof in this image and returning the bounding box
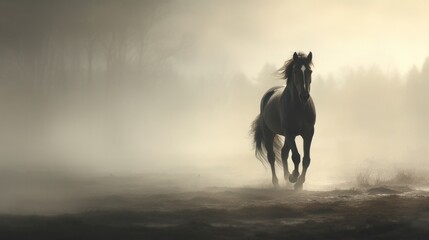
[272,178,279,188]
[289,174,298,183]
[294,183,303,191]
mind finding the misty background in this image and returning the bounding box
[1,0,429,203]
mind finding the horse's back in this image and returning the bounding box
[261,86,284,135]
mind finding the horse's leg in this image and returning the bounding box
[285,135,300,184]
[281,141,291,184]
[265,133,279,188]
[295,129,314,190]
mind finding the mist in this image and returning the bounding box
[1,1,429,215]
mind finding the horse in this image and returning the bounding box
[251,52,316,190]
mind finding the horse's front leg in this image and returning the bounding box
[295,128,314,190]
[285,135,300,184]
[281,141,291,184]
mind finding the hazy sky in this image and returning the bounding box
[168,0,429,79]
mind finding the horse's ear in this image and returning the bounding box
[307,52,313,63]
[293,52,298,61]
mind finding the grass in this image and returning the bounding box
[355,169,428,188]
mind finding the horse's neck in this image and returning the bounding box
[284,83,299,102]
[283,83,306,110]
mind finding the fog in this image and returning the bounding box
[1,0,429,207]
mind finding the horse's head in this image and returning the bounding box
[292,52,313,103]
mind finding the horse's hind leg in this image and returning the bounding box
[281,141,291,184]
[265,132,279,188]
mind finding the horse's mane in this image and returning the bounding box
[278,52,313,85]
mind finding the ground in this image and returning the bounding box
[1,175,429,240]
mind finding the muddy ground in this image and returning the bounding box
[1,174,429,240]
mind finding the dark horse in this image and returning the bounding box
[251,52,315,190]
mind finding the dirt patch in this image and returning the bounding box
[1,186,429,239]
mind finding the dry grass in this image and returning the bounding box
[355,169,428,188]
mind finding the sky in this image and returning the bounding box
[1,0,429,189]
[166,0,429,79]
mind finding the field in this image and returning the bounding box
[1,173,429,240]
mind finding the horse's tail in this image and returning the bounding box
[251,114,265,162]
[251,114,283,166]
[251,86,284,166]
